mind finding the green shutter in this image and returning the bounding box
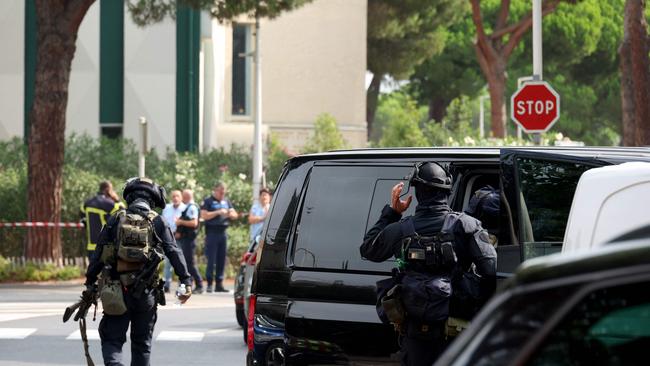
[176,4,200,152]
[99,0,124,124]
[24,0,36,141]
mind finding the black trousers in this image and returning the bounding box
[178,236,203,288]
[98,290,157,366]
[400,319,447,366]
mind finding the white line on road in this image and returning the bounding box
[156,331,204,342]
[66,329,100,340]
[0,328,37,339]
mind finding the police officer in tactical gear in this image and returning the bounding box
[361,162,497,366]
[85,177,192,366]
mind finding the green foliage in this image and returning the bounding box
[0,135,287,274]
[266,134,292,187]
[0,256,83,282]
[376,93,429,147]
[127,0,312,26]
[368,0,468,78]
[301,113,348,153]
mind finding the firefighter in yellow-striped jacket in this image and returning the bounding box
[80,181,124,257]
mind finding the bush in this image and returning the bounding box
[0,256,83,282]
[302,113,348,153]
[0,134,283,279]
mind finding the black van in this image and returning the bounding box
[248,147,650,365]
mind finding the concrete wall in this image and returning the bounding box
[66,4,100,138]
[210,0,368,153]
[123,15,176,153]
[0,0,24,140]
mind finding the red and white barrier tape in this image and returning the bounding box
[0,222,84,228]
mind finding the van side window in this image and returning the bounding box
[528,281,650,366]
[292,165,415,272]
[516,158,592,260]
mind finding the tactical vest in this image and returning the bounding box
[398,214,459,274]
[176,203,199,240]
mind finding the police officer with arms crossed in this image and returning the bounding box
[361,162,497,366]
[85,178,192,366]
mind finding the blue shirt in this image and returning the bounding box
[201,196,234,233]
[162,203,186,233]
[249,202,267,241]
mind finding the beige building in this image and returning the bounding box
[0,0,367,153]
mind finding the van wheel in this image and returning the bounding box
[243,322,248,345]
[265,343,285,366]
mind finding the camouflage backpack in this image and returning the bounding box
[115,210,158,272]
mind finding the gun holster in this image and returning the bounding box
[381,284,406,331]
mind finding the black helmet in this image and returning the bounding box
[122,177,167,209]
[408,162,452,191]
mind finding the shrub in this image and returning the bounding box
[0,257,83,282]
[302,113,348,153]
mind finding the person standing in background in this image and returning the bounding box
[80,181,124,258]
[248,188,272,241]
[161,190,185,293]
[201,182,239,293]
[175,189,204,294]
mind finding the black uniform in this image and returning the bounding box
[361,195,497,366]
[85,202,192,366]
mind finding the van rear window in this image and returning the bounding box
[292,165,418,272]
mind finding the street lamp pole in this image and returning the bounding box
[252,12,263,202]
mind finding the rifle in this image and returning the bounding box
[63,287,98,366]
[63,287,97,323]
[131,248,164,300]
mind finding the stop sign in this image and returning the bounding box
[510,81,560,133]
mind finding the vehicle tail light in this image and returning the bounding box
[247,251,257,265]
[247,294,256,351]
[242,252,252,265]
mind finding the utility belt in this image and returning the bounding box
[98,245,165,316]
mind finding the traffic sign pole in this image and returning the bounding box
[532,0,542,81]
[532,0,542,144]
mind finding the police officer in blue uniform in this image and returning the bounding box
[360,162,497,366]
[85,178,192,366]
[201,181,238,292]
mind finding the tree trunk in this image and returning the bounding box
[428,96,449,123]
[487,75,506,138]
[366,73,382,140]
[25,0,94,261]
[620,0,650,146]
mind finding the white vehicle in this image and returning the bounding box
[562,162,650,253]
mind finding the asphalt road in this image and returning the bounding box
[0,281,247,365]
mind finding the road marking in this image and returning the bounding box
[206,327,240,335]
[66,329,100,340]
[156,331,204,342]
[0,328,37,339]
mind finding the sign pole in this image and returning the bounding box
[532,0,542,144]
[139,117,147,177]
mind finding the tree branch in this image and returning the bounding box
[495,0,511,31]
[491,0,560,40]
[470,0,497,62]
[502,0,561,58]
[65,0,96,34]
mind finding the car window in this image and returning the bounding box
[516,157,593,260]
[528,281,650,366]
[292,165,416,271]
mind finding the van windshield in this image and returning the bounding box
[292,165,419,272]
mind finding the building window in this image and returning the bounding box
[232,23,252,116]
[101,124,123,139]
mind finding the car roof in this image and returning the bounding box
[509,237,650,287]
[291,146,650,163]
